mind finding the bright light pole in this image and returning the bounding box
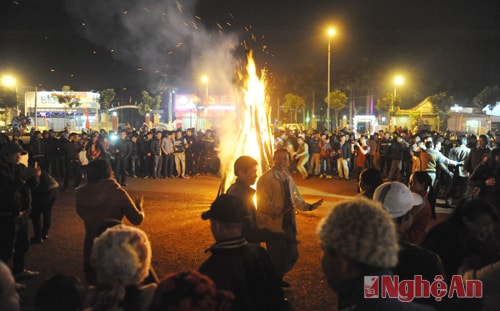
[390,75,404,132]
[327,28,335,132]
[200,75,209,130]
[201,75,209,105]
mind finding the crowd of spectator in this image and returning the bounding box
[1,124,500,310]
[276,126,500,208]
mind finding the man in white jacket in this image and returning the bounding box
[256,148,323,287]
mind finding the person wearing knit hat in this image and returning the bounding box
[317,197,434,311]
[88,225,156,311]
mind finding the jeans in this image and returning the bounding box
[152,155,162,178]
[337,158,350,179]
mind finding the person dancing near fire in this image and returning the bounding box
[256,148,323,287]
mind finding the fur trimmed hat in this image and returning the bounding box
[317,197,399,269]
[91,225,152,286]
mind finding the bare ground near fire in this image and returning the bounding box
[18,174,449,311]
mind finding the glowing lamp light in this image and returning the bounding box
[1,75,16,88]
[394,76,404,86]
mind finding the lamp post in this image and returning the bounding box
[201,75,209,105]
[327,28,335,132]
[390,75,404,132]
[200,75,209,131]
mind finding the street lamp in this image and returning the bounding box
[200,75,209,130]
[327,28,335,132]
[390,75,404,132]
[201,75,209,105]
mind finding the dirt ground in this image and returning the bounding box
[17,174,450,311]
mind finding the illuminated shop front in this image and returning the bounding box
[174,93,238,131]
[24,91,100,131]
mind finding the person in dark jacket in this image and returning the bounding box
[0,143,40,288]
[113,130,131,186]
[225,156,284,244]
[30,170,59,243]
[76,159,144,285]
[61,132,82,191]
[199,195,287,311]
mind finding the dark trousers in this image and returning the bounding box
[0,214,30,273]
[129,155,138,176]
[162,153,175,177]
[186,152,197,175]
[63,160,82,189]
[447,176,469,205]
[265,212,298,279]
[143,156,153,177]
[31,189,57,240]
[115,157,128,184]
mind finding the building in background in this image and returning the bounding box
[25,91,100,131]
[174,93,238,131]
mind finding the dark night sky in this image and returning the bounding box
[1,0,500,103]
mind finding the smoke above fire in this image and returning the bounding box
[64,0,238,94]
[64,0,273,190]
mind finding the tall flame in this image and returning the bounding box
[219,51,274,194]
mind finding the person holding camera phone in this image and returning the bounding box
[352,135,371,183]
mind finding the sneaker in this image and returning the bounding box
[14,269,39,280]
[182,175,190,179]
[326,175,333,179]
[319,174,324,179]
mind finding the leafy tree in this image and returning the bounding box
[283,93,306,123]
[0,86,17,109]
[137,91,162,116]
[99,89,116,111]
[325,89,349,130]
[428,92,454,131]
[473,85,500,108]
[376,92,401,120]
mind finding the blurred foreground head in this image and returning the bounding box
[91,224,152,286]
[0,261,19,311]
[150,270,234,311]
[317,197,398,290]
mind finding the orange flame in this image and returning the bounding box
[219,51,274,193]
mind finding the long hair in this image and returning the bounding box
[411,171,436,219]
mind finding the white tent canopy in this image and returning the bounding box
[483,102,500,116]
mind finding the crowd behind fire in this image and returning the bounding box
[0,123,500,310]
